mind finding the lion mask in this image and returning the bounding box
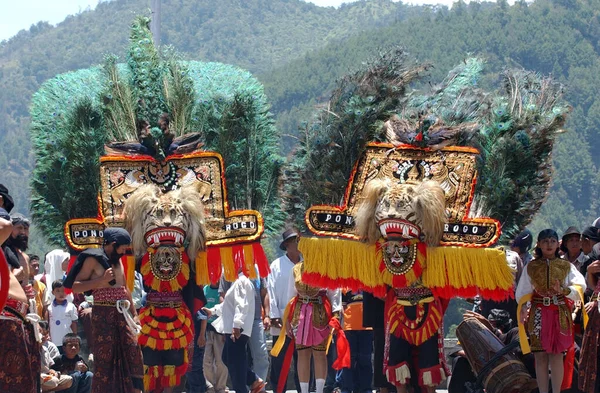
[355,179,446,247]
[123,183,207,261]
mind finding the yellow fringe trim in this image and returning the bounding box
[244,244,257,279]
[423,247,513,291]
[300,238,513,292]
[195,251,209,285]
[221,247,236,282]
[299,237,381,287]
[124,255,135,292]
[195,245,262,285]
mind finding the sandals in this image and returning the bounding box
[250,379,267,393]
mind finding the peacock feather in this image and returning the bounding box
[283,48,431,227]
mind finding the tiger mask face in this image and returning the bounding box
[355,179,446,247]
[123,183,207,261]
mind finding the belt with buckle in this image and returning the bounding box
[299,295,322,304]
[396,295,435,306]
[533,295,565,306]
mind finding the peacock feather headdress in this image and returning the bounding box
[284,49,569,242]
[30,16,283,247]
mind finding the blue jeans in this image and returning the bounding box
[65,371,93,393]
[187,330,208,393]
[248,319,270,382]
[339,331,373,393]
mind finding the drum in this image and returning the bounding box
[456,318,536,393]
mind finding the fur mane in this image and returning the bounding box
[355,179,446,246]
[123,183,207,261]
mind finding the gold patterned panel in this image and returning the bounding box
[351,143,478,221]
[99,151,263,245]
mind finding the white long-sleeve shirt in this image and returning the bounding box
[286,264,342,314]
[267,254,301,335]
[515,259,587,302]
[210,272,255,337]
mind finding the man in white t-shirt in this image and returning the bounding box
[267,229,303,393]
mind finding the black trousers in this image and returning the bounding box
[222,334,258,393]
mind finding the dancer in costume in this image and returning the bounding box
[123,183,204,392]
[0,208,41,393]
[355,180,450,393]
[281,52,568,393]
[66,227,144,393]
[516,229,585,393]
[28,14,280,393]
[273,262,342,393]
[580,259,600,392]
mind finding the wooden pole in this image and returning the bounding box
[150,0,161,47]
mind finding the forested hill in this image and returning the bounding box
[0,0,413,215]
[263,0,600,234]
[1,0,600,248]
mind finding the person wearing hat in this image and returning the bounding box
[560,226,588,273]
[577,226,600,280]
[0,183,15,215]
[267,228,303,393]
[65,227,144,393]
[516,229,586,393]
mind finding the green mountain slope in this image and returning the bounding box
[0,0,408,216]
[1,0,599,248]
[262,0,600,234]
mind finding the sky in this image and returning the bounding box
[0,0,460,42]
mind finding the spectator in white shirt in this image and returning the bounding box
[220,267,270,386]
[267,229,303,393]
[205,270,265,393]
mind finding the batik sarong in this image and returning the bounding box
[91,287,144,393]
[0,298,41,393]
[579,292,600,392]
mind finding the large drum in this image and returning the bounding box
[456,318,536,393]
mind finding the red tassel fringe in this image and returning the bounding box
[145,363,189,391]
[418,364,446,387]
[302,272,387,298]
[252,243,270,277]
[232,245,245,275]
[207,247,222,284]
